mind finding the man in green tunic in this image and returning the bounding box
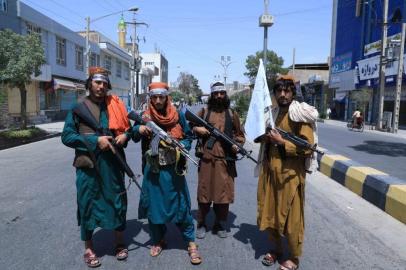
[132,82,202,265]
[257,75,315,270]
[61,67,131,268]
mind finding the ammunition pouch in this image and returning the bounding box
[73,151,94,168]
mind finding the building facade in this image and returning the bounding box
[1,0,131,125]
[330,0,406,126]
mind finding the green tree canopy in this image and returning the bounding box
[177,72,202,104]
[0,29,46,128]
[244,50,288,89]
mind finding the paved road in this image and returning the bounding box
[1,136,405,270]
[318,122,406,179]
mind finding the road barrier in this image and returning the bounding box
[317,150,406,224]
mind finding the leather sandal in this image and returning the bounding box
[115,245,128,261]
[279,260,299,270]
[262,253,278,266]
[150,240,166,257]
[83,252,101,268]
[188,244,202,265]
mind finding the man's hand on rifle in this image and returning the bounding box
[114,133,128,147]
[139,125,152,137]
[98,136,115,152]
[231,144,239,154]
[265,129,285,146]
[193,126,210,137]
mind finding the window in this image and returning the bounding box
[124,65,129,80]
[104,55,112,72]
[56,36,66,66]
[90,53,100,67]
[0,0,7,12]
[116,59,122,78]
[355,0,364,17]
[144,61,154,66]
[26,22,41,41]
[75,45,84,71]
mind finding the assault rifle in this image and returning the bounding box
[73,102,141,190]
[272,127,324,155]
[127,110,199,166]
[184,108,258,164]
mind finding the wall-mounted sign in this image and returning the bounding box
[364,33,402,56]
[331,52,352,74]
[357,55,406,80]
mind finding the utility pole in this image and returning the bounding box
[259,0,274,70]
[377,0,389,130]
[126,13,148,110]
[392,22,405,133]
[85,17,90,78]
[292,48,296,76]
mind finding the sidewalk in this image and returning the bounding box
[321,119,406,140]
[35,121,65,133]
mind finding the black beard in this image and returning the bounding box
[208,95,230,112]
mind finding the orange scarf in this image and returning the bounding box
[106,95,130,136]
[143,97,183,139]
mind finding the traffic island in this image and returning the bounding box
[0,127,61,150]
[317,150,406,224]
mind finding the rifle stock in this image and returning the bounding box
[73,103,141,190]
[184,108,258,164]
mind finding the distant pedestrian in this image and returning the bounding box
[61,67,132,268]
[132,82,202,265]
[257,75,315,270]
[192,81,245,239]
[326,107,331,119]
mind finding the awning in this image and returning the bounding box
[74,82,86,91]
[53,78,76,90]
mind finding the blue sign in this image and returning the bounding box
[331,52,352,74]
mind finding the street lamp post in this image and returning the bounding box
[219,56,232,89]
[85,7,138,78]
[259,0,274,69]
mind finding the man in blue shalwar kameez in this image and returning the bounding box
[132,82,202,265]
[62,67,131,268]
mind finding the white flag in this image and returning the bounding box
[244,59,274,142]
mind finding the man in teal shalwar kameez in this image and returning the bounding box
[133,82,202,265]
[62,67,131,268]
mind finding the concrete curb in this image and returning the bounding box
[317,150,406,224]
[0,132,61,150]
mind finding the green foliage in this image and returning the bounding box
[231,92,251,122]
[0,29,46,87]
[177,72,202,104]
[169,91,186,102]
[0,127,43,139]
[351,88,372,114]
[0,29,46,129]
[244,50,288,89]
[0,84,6,104]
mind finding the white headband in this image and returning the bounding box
[149,88,169,96]
[92,74,109,83]
[211,85,226,93]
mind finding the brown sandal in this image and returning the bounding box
[83,252,101,268]
[115,245,128,260]
[262,253,277,266]
[150,240,166,257]
[279,260,299,270]
[188,244,202,265]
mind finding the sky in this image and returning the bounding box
[20,0,333,93]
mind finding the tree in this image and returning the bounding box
[177,72,202,104]
[0,29,46,129]
[244,50,288,89]
[351,88,372,116]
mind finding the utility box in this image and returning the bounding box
[259,14,274,27]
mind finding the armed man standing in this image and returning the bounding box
[61,67,132,268]
[192,81,245,239]
[132,82,202,265]
[257,75,316,270]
